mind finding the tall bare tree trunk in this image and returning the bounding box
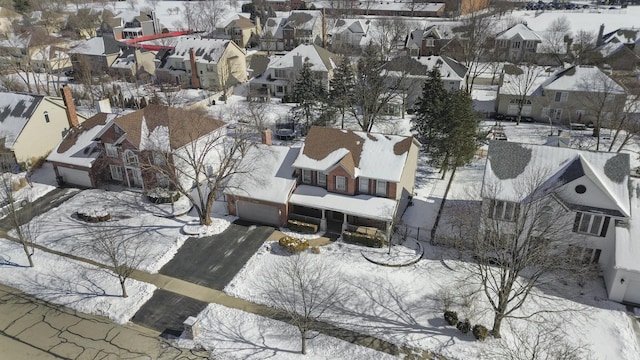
[301,329,307,354]
[120,279,128,298]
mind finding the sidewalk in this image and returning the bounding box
[3,235,435,359]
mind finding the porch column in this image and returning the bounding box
[341,213,348,232]
[385,221,392,243]
[320,209,327,231]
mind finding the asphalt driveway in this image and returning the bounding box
[160,222,275,290]
[131,289,208,336]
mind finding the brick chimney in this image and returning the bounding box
[61,85,79,128]
[189,48,201,89]
[261,128,272,145]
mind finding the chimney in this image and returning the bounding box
[597,24,605,47]
[61,85,79,128]
[96,98,112,114]
[262,128,272,145]
[189,48,201,89]
[322,8,327,48]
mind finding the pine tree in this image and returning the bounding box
[329,55,355,129]
[414,75,478,242]
[412,69,448,153]
[293,60,325,128]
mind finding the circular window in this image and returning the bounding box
[575,185,587,194]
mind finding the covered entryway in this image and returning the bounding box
[236,200,281,226]
[56,166,92,187]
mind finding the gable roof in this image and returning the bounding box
[0,92,45,148]
[263,17,287,38]
[483,141,630,217]
[603,28,640,45]
[268,44,338,72]
[68,35,122,56]
[285,10,321,30]
[48,113,115,167]
[165,37,232,65]
[104,104,226,150]
[496,23,542,42]
[383,55,467,81]
[292,126,417,182]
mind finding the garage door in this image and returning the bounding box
[236,200,281,226]
[57,166,92,188]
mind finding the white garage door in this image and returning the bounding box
[624,280,640,304]
[57,166,92,188]
[236,200,281,226]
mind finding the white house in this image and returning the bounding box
[328,19,370,52]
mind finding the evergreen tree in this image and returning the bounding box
[414,74,478,242]
[293,59,325,128]
[329,55,355,129]
[13,0,30,14]
[412,69,448,152]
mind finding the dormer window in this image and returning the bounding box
[335,176,346,191]
[105,143,118,157]
[376,180,387,196]
[359,178,369,193]
[302,169,312,184]
[426,38,435,47]
[44,111,50,123]
[317,172,327,187]
[124,150,139,166]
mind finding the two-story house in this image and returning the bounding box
[0,86,86,170]
[250,44,339,99]
[68,35,123,76]
[328,19,370,54]
[288,126,420,238]
[405,25,457,57]
[494,23,542,63]
[597,27,640,71]
[155,37,247,94]
[48,104,226,190]
[109,47,156,82]
[260,11,324,52]
[0,27,72,73]
[480,140,640,305]
[101,11,161,40]
[497,65,627,125]
[217,15,261,49]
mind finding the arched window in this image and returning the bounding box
[124,150,139,166]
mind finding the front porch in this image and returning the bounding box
[289,205,388,240]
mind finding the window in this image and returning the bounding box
[554,91,568,103]
[573,212,609,237]
[276,85,284,93]
[109,165,123,181]
[274,69,287,79]
[425,38,435,47]
[359,177,369,193]
[490,200,517,221]
[576,110,585,120]
[525,41,536,49]
[124,150,139,166]
[105,143,118,158]
[512,41,521,49]
[44,111,50,123]
[302,169,312,184]
[335,176,346,191]
[376,180,387,196]
[317,172,327,187]
[153,152,167,166]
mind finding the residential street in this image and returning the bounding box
[0,283,209,359]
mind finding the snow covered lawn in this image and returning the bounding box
[224,240,640,359]
[179,303,401,360]
[0,238,154,324]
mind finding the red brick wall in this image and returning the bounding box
[328,166,355,195]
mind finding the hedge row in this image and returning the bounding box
[342,230,384,248]
[287,219,318,234]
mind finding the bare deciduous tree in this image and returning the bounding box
[0,173,39,267]
[539,16,571,66]
[257,254,346,355]
[451,171,596,338]
[500,64,544,125]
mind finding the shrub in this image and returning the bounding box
[342,231,384,248]
[146,188,180,204]
[287,219,318,234]
[311,246,320,254]
[444,310,458,326]
[472,324,490,341]
[457,319,471,334]
[278,236,309,253]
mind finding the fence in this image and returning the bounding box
[394,223,431,243]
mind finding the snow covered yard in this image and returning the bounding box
[179,303,401,360]
[0,238,155,324]
[222,239,640,359]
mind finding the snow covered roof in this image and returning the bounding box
[496,23,542,42]
[615,179,640,273]
[382,55,467,81]
[330,19,367,36]
[603,28,640,45]
[268,44,338,72]
[48,113,115,168]
[222,15,255,30]
[68,36,122,56]
[263,17,287,38]
[289,185,397,221]
[405,25,453,49]
[285,11,321,31]
[0,92,45,149]
[483,141,630,217]
[111,53,136,69]
[225,145,300,204]
[101,105,226,150]
[165,37,232,64]
[292,126,417,183]
[542,66,626,93]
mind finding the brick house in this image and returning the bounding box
[48,104,226,189]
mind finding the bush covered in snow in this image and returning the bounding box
[146,187,180,204]
[444,310,458,326]
[278,236,309,253]
[472,324,490,341]
[76,209,110,222]
[342,231,384,248]
[287,219,318,234]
